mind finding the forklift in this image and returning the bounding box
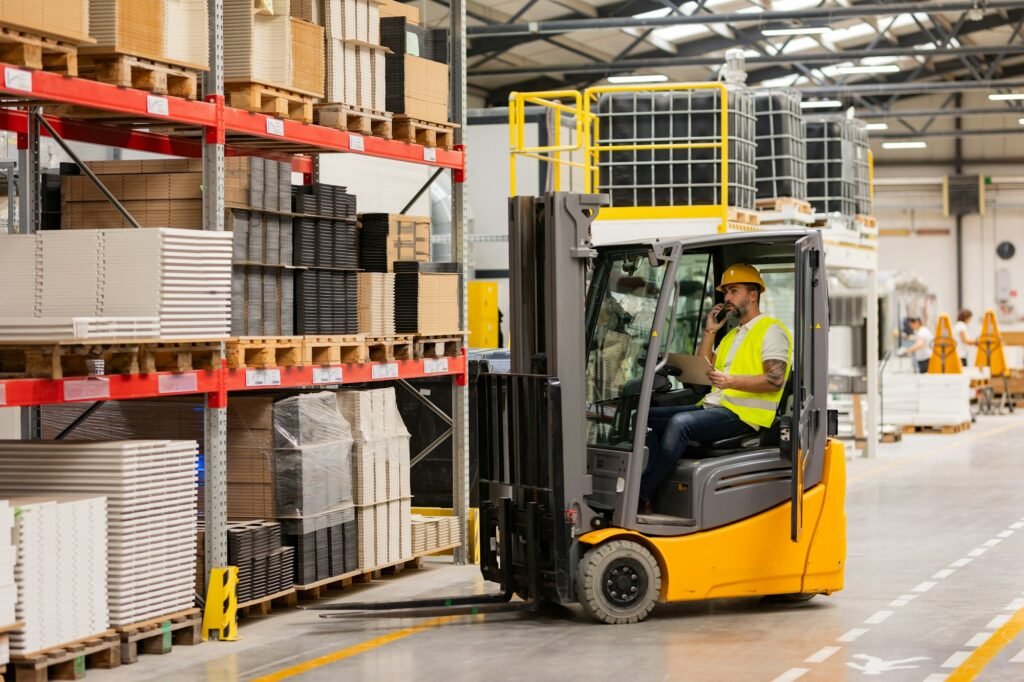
[316,192,846,624]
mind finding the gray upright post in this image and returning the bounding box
[19,110,40,440]
[203,0,229,590]
[864,270,880,458]
[450,0,469,565]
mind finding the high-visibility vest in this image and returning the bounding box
[710,316,792,428]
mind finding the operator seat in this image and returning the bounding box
[685,377,794,457]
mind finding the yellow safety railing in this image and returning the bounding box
[509,83,735,230]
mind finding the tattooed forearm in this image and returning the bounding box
[763,359,787,389]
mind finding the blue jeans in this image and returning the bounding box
[639,405,753,502]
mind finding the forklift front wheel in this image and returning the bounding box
[576,540,661,624]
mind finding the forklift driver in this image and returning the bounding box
[638,264,793,513]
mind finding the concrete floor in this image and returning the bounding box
[86,414,1024,682]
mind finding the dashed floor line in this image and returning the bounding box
[913,581,938,593]
[837,628,869,643]
[769,667,808,682]
[987,614,1012,629]
[942,651,972,668]
[864,610,894,625]
[804,646,840,664]
[932,569,956,580]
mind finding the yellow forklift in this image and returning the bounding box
[316,192,846,624]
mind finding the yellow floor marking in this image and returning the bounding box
[848,421,1024,486]
[946,605,1024,681]
[252,615,457,682]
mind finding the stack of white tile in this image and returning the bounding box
[339,388,412,568]
[357,273,396,336]
[164,0,210,68]
[324,0,386,110]
[410,515,460,555]
[0,441,198,627]
[881,373,919,426]
[7,496,108,655]
[0,229,233,341]
[225,0,293,86]
[0,500,15,667]
[881,372,973,427]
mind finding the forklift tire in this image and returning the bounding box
[576,540,661,624]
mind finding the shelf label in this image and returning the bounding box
[146,95,170,117]
[0,384,6,406]
[422,147,437,162]
[63,377,111,402]
[158,373,198,394]
[424,358,449,374]
[313,366,343,384]
[266,117,285,136]
[371,363,399,380]
[246,368,281,387]
[348,133,365,152]
[5,68,32,92]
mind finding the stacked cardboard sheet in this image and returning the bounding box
[225,0,324,97]
[0,500,14,666]
[324,0,387,110]
[0,0,91,43]
[881,373,973,427]
[357,273,396,336]
[410,514,461,555]
[88,0,210,69]
[358,214,430,273]
[380,17,450,123]
[394,262,460,335]
[6,495,108,654]
[0,441,199,627]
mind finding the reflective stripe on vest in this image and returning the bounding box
[713,316,792,428]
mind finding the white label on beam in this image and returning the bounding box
[146,95,169,116]
[246,368,281,387]
[424,358,449,374]
[0,384,5,406]
[4,68,32,92]
[266,117,285,136]
[313,367,343,384]
[158,373,198,394]
[63,378,111,402]
[423,147,437,162]
[348,133,365,151]
[371,363,399,380]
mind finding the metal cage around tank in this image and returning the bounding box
[753,88,807,202]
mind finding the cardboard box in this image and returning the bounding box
[387,214,430,266]
[290,17,325,97]
[377,0,419,24]
[0,0,91,43]
[387,55,449,123]
[61,199,205,229]
[87,0,167,62]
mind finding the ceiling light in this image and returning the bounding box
[607,74,669,84]
[835,64,901,75]
[800,99,843,109]
[863,123,889,131]
[882,141,928,150]
[762,26,832,36]
[989,93,1024,101]
[1018,117,1024,125]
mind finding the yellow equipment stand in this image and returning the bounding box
[928,313,962,374]
[975,308,1008,377]
[468,281,499,349]
[202,566,239,641]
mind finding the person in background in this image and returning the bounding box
[898,317,934,373]
[953,309,977,367]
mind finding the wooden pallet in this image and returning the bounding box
[727,206,761,226]
[114,608,201,666]
[225,337,304,369]
[9,631,120,682]
[855,214,878,229]
[902,422,971,435]
[226,82,314,124]
[391,116,457,149]
[364,335,414,363]
[316,104,393,138]
[302,335,367,365]
[755,197,813,214]
[76,54,198,99]
[414,333,464,360]
[0,24,78,76]
[0,338,224,380]
[138,340,223,373]
[237,589,298,618]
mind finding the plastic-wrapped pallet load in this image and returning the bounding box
[594,87,757,210]
[5,496,108,655]
[753,88,806,201]
[0,441,198,627]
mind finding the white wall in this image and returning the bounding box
[318,153,433,215]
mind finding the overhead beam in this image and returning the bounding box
[858,106,1024,119]
[873,127,1024,138]
[801,78,1024,96]
[471,45,1024,77]
[467,1,1023,38]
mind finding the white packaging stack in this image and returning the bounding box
[917,374,972,426]
[324,0,387,111]
[0,441,199,627]
[0,235,39,317]
[0,500,15,653]
[225,0,292,86]
[164,0,210,68]
[410,514,460,556]
[8,496,108,655]
[357,272,396,336]
[881,373,919,426]
[338,387,414,567]
[0,229,233,341]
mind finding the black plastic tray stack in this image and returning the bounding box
[292,183,359,334]
[394,261,461,334]
[594,87,757,210]
[753,88,806,201]
[805,116,861,217]
[358,213,391,273]
[279,508,358,584]
[227,520,296,603]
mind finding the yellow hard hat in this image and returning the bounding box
[717,263,766,293]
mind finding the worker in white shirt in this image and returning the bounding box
[898,317,934,373]
[953,309,977,367]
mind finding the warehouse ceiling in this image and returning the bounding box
[413,0,1024,161]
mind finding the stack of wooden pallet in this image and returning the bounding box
[0,0,91,76]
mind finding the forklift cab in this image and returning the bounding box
[584,232,829,539]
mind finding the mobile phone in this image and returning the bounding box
[715,306,730,323]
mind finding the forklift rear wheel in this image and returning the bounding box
[576,540,661,624]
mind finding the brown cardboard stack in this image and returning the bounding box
[224,0,325,98]
[392,55,448,123]
[0,0,91,43]
[380,17,449,123]
[289,0,316,22]
[377,0,419,22]
[387,214,430,266]
[324,0,388,111]
[87,0,210,69]
[357,273,396,336]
